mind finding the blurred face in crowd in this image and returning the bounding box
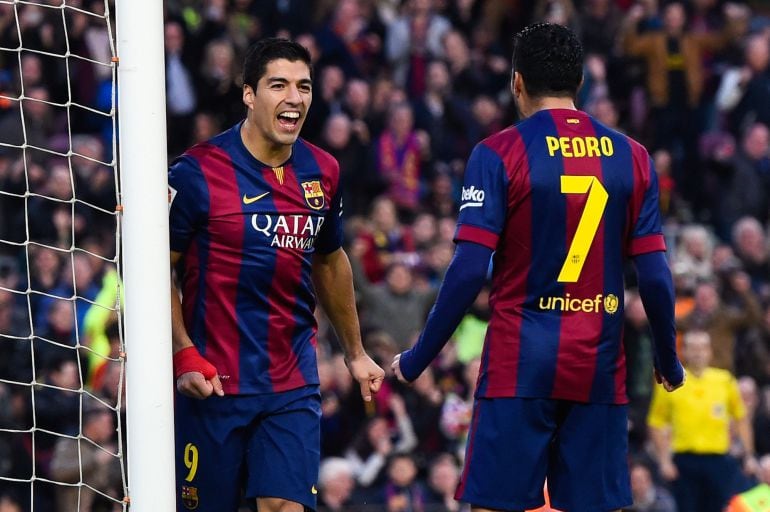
[694,282,719,314]
[345,79,370,116]
[321,65,344,100]
[472,96,501,128]
[164,21,184,54]
[443,31,470,69]
[204,40,234,79]
[295,34,320,64]
[46,164,73,200]
[742,123,770,161]
[426,60,450,96]
[85,409,114,444]
[20,54,42,87]
[388,103,414,140]
[388,455,417,487]
[49,300,75,333]
[429,456,459,494]
[243,58,312,150]
[366,417,389,445]
[194,112,220,143]
[412,213,437,246]
[320,462,355,503]
[683,331,712,372]
[50,360,79,389]
[745,35,770,73]
[663,3,686,35]
[386,263,413,295]
[324,113,352,150]
[372,198,398,231]
[24,86,50,122]
[733,218,767,262]
[589,98,619,129]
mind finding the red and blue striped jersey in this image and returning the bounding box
[168,123,344,395]
[455,109,665,404]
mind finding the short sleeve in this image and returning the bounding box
[646,383,672,429]
[315,186,344,254]
[453,143,508,250]
[628,156,666,256]
[168,155,209,253]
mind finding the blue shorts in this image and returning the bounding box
[455,397,631,512]
[174,385,321,512]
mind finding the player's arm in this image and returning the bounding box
[633,251,685,390]
[312,248,384,401]
[170,253,223,399]
[392,241,492,382]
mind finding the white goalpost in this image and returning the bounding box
[116,0,175,510]
[0,0,175,510]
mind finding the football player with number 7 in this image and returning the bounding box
[392,22,685,512]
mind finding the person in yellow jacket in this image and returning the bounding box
[726,455,770,512]
[647,329,757,512]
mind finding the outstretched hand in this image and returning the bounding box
[346,353,385,402]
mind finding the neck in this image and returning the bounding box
[241,120,292,167]
[688,366,706,377]
[520,96,576,118]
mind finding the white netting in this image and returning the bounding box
[0,1,127,511]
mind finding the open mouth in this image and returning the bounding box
[277,111,301,131]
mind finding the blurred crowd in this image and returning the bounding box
[0,0,769,511]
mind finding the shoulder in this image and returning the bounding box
[704,367,736,384]
[475,126,522,162]
[297,138,340,178]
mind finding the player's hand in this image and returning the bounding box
[345,353,384,402]
[176,371,224,400]
[654,366,686,392]
[391,353,408,384]
[173,346,225,399]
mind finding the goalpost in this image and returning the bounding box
[0,0,174,510]
[116,0,175,510]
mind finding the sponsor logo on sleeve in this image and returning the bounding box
[459,185,485,211]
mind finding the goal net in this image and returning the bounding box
[0,1,127,511]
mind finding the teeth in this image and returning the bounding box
[279,112,300,119]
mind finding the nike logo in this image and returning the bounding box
[243,192,270,204]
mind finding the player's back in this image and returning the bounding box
[458,109,664,404]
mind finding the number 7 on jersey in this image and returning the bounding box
[558,175,608,283]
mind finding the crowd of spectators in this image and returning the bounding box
[0,0,770,511]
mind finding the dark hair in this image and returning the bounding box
[511,23,583,99]
[242,37,313,89]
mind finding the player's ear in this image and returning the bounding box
[512,71,523,99]
[243,84,255,110]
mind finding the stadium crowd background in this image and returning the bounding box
[0,0,770,510]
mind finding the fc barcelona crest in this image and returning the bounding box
[301,180,324,210]
[181,485,199,509]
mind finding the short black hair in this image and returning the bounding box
[512,23,583,99]
[242,37,313,89]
